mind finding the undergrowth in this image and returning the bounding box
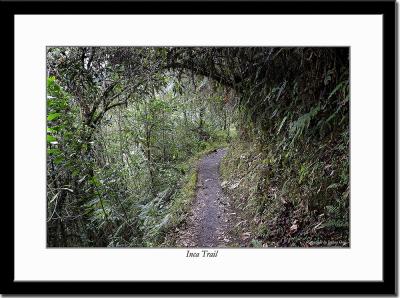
[219,48,349,248]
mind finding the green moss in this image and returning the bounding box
[166,166,198,228]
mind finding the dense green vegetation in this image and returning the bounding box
[47,47,349,247]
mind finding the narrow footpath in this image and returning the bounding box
[176,148,241,247]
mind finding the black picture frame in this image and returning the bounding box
[3,0,396,295]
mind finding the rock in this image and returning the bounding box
[229,181,240,190]
[241,232,251,240]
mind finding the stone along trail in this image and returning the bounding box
[176,148,240,247]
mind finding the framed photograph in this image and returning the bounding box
[5,0,396,295]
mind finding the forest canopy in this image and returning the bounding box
[47,47,349,247]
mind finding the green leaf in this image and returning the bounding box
[277,116,288,134]
[47,135,56,143]
[328,82,344,99]
[54,156,64,164]
[327,183,340,190]
[48,148,61,155]
[250,239,263,248]
[49,192,59,203]
[47,76,56,85]
[47,113,61,121]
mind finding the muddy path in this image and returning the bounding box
[176,148,240,247]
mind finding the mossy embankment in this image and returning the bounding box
[220,137,349,247]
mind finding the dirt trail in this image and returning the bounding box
[176,148,239,247]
